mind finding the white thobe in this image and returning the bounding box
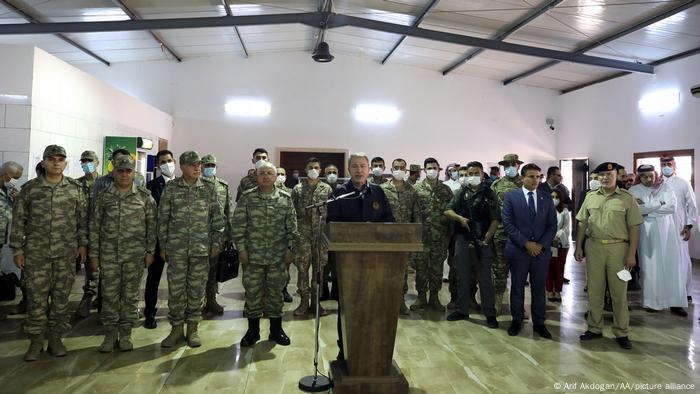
[630,183,687,309]
[664,175,699,294]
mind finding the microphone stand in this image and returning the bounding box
[298,190,359,392]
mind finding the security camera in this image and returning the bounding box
[692,84,700,98]
[549,125,555,131]
[546,118,555,132]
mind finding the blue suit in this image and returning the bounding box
[502,188,557,325]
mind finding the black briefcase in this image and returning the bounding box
[216,245,239,283]
[0,272,19,301]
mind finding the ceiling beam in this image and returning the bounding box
[502,0,700,86]
[381,0,440,65]
[0,0,110,66]
[560,46,700,95]
[441,0,563,76]
[113,0,181,62]
[0,11,654,74]
[221,0,248,57]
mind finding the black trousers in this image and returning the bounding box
[455,236,496,317]
[144,244,165,318]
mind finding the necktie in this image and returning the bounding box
[528,191,536,216]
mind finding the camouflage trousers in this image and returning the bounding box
[23,255,75,336]
[414,239,449,293]
[166,256,209,326]
[206,256,218,299]
[243,260,286,319]
[100,258,145,329]
[82,264,99,298]
[294,236,328,298]
[493,238,511,295]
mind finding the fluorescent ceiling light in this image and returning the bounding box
[353,104,401,124]
[638,89,680,115]
[0,94,29,100]
[225,99,271,118]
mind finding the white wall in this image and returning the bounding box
[556,54,700,258]
[29,48,173,178]
[80,53,559,185]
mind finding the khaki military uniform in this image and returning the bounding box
[576,187,643,338]
[381,181,420,295]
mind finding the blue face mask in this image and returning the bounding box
[81,162,95,174]
[504,166,518,178]
[661,166,673,177]
[203,167,216,177]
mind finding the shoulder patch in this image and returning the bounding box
[278,189,292,198]
[242,187,257,196]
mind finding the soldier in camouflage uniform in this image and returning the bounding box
[92,148,146,201]
[89,156,157,352]
[75,150,101,318]
[490,153,524,315]
[412,158,453,312]
[369,156,388,185]
[233,161,298,347]
[236,147,269,202]
[159,151,224,348]
[291,157,332,317]
[201,154,234,316]
[381,158,420,315]
[11,145,88,361]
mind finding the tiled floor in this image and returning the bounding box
[0,253,698,393]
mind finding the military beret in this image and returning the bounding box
[201,154,217,165]
[43,144,66,158]
[592,162,619,174]
[114,156,135,170]
[498,153,523,166]
[179,151,201,165]
[80,150,98,161]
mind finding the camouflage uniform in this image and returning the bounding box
[0,182,14,245]
[236,172,257,202]
[232,187,298,319]
[76,170,100,300]
[291,180,332,299]
[90,183,157,330]
[369,175,388,186]
[491,174,522,303]
[202,174,234,301]
[413,180,453,293]
[380,181,420,296]
[159,175,224,326]
[92,171,146,201]
[10,172,88,336]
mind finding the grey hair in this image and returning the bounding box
[348,152,369,167]
[1,161,24,174]
[256,161,277,175]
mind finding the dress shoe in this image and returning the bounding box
[486,316,499,329]
[688,296,693,303]
[615,336,632,350]
[670,307,688,317]
[563,278,570,284]
[446,311,469,321]
[579,330,603,341]
[645,308,659,313]
[144,316,157,329]
[507,321,522,336]
[533,325,552,339]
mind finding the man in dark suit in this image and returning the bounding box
[502,163,557,338]
[143,150,176,329]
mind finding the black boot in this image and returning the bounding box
[282,286,293,303]
[268,317,291,346]
[330,280,339,301]
[240,318,260,347]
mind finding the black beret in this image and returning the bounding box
[592,162,619,174]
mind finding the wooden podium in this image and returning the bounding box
[326,222,422,394]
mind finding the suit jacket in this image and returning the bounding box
[327,180,395,223]
[147,175,167,206]
[502,188,557,260]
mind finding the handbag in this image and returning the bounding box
[0,271,19,301]
[216,244,239,283]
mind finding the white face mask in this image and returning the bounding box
[459,176,469,187]
[661,166,674,177]
[372,167,384,177]
[589,179,601,190]
[552,198,560,206]
[6,177,18,189]
[326,173,338,184]
[504,166,518,178]
[450,171,459,181]
[307,169,319,180]
[392,170,406,181]
[160,162,175,178]
[277,175,286,184]
[425,169,438,180]
[466,176,481,187]
[254,159,266,170]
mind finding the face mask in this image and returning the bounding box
[589,179,601,190]
[372,167,383,177]
[504,166,518,178]
[254,159,266,170]
[277,175,286,184]
[203,167,216,177]
[450,171,459,181]
[6,177,18,189]
[392,170,406,181]
[426,169,438,180]
[467,176,481,187]
[459,176,469,187]
[661,166,674,177]
[552,198,560,206]
[81,162,95,175]
[307,169,319,180]
[326,173,338,184]
[160,162,175,178]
